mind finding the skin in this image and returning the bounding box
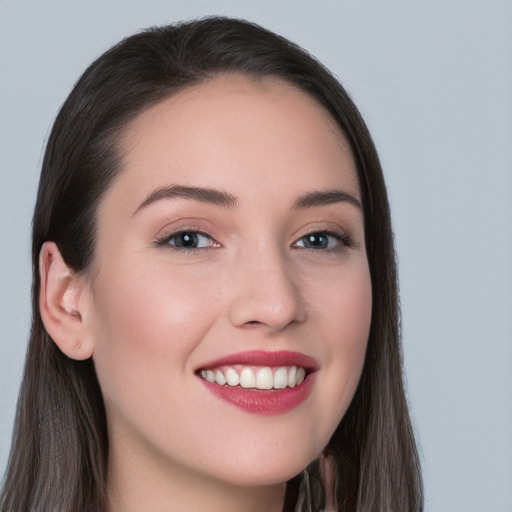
[41,74,372,512]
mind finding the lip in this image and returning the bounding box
[196,350,319,415]
[197,350,319,372]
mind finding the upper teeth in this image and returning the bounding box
[200,366,306,390]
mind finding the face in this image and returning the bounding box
[85,75,372,490]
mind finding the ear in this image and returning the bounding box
[39,241,94,360]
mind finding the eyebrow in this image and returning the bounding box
[133,184,361,216]
[133,185,237,215]
[293,190,362,210]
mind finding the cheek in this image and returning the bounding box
[309,259,372,355]
[89,263,218,407]
[307,263,372,438]
[332,267,372,371]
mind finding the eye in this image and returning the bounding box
[293,231,351,251]
[156,230,219,250]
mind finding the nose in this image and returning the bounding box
[227,247,307,331]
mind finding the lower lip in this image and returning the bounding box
[199,374,316,415]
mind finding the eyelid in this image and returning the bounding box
[152,222,355,254]
[154,227,221,251]
[292,229,354,251]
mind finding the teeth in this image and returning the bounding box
[256,367,273,389]
[288,366,297,387]
[200,365,307,390]
[273,367,288,389]
[296,367,306,385]
[214,369,226,385]
[225,367,239,386]
[240,367,256,388]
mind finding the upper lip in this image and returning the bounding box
[196,350,319,372]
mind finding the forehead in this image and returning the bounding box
[110,74,359,206]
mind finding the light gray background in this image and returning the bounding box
[1,1,511,511]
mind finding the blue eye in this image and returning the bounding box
[159,231,217,250]
[294,231,350,251]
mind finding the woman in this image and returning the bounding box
[1,17,422,512]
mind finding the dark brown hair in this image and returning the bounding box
[1,16,422,512]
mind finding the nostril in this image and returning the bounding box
[243,320,263,328]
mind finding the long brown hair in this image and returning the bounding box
[1,17,422,512]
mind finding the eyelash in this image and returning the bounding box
[154,229,220,254]
[155,228,353,255]
[293,230,354,252]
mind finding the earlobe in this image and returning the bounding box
[39,241,94,360]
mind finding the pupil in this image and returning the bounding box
[306,234,327,249]
[176,232,198,248]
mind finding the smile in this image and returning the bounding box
[196,351,318,415]
[200,365,306,390]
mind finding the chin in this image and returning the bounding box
[209,448,317,488]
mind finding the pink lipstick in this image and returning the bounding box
[197,350,318,415]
